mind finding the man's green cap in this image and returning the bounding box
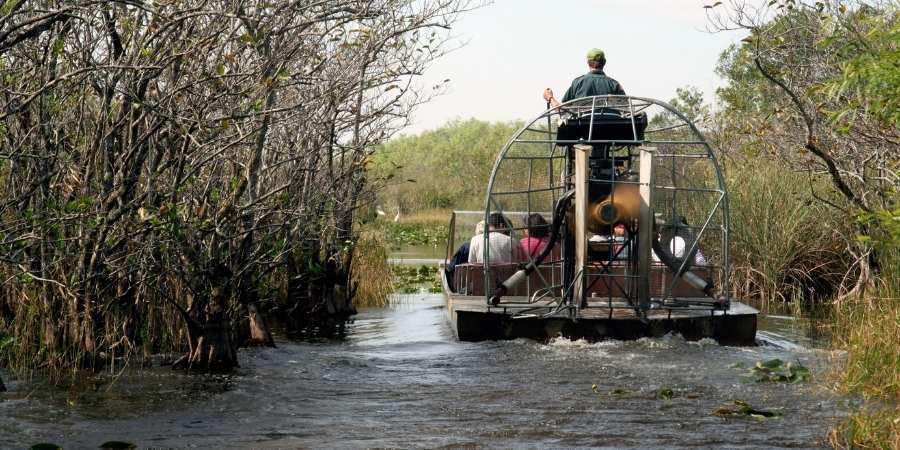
[586,48,605,62]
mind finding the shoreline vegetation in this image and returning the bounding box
[0,1,474,375]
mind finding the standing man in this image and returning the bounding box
[543,48,625,107]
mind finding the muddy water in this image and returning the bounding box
[1,294,844,450]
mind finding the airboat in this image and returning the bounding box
[440,95,757,345]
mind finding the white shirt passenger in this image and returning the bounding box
[468,232,523,264]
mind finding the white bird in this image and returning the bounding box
[393,207,401,222]
[375,205,386,217]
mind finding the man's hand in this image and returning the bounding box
[542,88,554,102]
[543,88,561,109]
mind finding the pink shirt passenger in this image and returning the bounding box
[520,236,551,258]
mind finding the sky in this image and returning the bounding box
[404,0,748,133]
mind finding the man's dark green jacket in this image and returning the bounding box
[561,69,625,102]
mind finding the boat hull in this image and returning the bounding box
[442,271,758,345]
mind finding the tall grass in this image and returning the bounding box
[725,158,849,309]
[351,231,394,307]
[829,246,900,449]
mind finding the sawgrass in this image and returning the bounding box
[830,405,900,450]
[724,158,849,310]
[828,249,900,449]
[350,231,394,308]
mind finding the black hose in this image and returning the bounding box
[650,223,714,296]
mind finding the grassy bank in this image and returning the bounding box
[351,228,444,305]
[829,289,900,448]
[725,158,849,309]
[351,231,395,308]
[352,209,452,305]
[829,242,900,448]
[365,209,450,250]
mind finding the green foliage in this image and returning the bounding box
[715,43,778,117]
[821,9,900,130]
[856,188,900,253]
[370,119,521,212]
[369,221,447,249]
[653,86,711,129]
[747,358,810,383]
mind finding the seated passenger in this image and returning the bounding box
[520,213,557,259]
[613,224,630,260]
[445,221,482,288]
[468,212,526,264]
[652,220,707,265]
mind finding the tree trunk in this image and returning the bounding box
[181,321,238,371]
[0,374,6,392]
[173,287,239,371]
[246,302,275,347]
[323,258,356,317]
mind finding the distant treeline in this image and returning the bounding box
[371,119,522,212]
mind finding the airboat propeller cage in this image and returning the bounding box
[481,95,730,314]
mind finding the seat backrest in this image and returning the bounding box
[556,110,647,143]
[452,263,562,298]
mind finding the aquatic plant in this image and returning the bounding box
[713,400,782,419]
[829,246,900,449]
[747,359,811,383]
[392,265,441,294]
[830,405,900,450]
[725,159,847,308]
[28,445,62,450]
[369,221,448,249]
[100,442,136,450]
[655,387,674,401]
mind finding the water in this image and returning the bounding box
[1,294,844,449]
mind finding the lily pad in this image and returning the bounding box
[656,387,674,400]
[590,385,631,400]
[747,358,810,383]
[392,264,440,293]
[100,442,136,450]
[714,400,782,419]
[29,444,63,450]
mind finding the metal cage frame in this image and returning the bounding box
[477,95,731,319]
